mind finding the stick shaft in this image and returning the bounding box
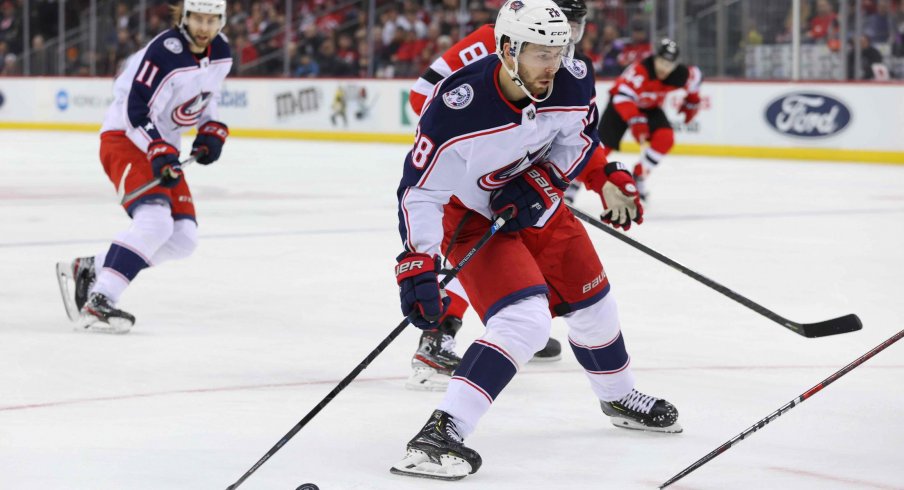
[119,155,197,205]
[661,327,904,488]
[225,212,510,490]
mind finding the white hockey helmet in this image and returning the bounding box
[181,0,227,34]
[494,0,572,102]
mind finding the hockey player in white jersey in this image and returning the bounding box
[391,0,679,480]
[403,0,595,394]
[55,0,232,333]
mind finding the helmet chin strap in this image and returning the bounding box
[501,43,554,104]
[179,25,198,46]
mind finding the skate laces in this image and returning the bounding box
[440,334,457,354]
[443,417,465,444]
[619,389,657,414]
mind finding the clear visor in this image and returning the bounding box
[569,20,586,44]
[518,46,567,70]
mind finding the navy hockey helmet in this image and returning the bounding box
[553,0,588,22]
[657,38,680,62]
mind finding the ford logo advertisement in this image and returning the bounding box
[765,92,851,138]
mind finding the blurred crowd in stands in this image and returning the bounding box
[1,0,904,79]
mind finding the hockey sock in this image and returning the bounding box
[439,340,518,440]
[438,295,550,437]
[150,219,198,264]
[91,204,174,303]
[640,128,674,171]
[564,294,635,401]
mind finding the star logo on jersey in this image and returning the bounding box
[442,83,474,110]
[143,121,155,132]
[477,142,553,190]
[171,92,213,127]
[508,1,525,12]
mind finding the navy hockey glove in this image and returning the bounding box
[490,164,568,233]
[147,139,182,188]
[396,252,450,329]
[191,121,228,164]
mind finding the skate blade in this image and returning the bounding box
[75,315,134,335]
[389,449,471,481]
[609,417,683,434]
[55,262,80,322]
[405,366,451,392]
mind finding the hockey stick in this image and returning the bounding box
[225,209,514,490]
[660,327,904,488]
[118,154,199,205]
[566,204,862,338]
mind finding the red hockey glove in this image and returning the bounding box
[396,252,450,330]
[147,139,182,188]
[679,93,701,123]
[599,162,644,231]
[627,115,650,144]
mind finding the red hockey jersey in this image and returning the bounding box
[609,56,702,122]
[409,24,497,115]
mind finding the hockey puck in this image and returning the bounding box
[295,484,319,490]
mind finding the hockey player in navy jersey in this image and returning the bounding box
[404,0,593,393]
[391,0,680,481]
[55,0,232,334]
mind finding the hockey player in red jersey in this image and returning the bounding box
[600,38,703,200]
[55,0,232,333]
[391,0,678,481]
[404,0,628,391]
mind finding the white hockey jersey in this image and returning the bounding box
[397,56,600,256]
[101,28,232,153]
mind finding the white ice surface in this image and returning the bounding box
[1,131,903,490]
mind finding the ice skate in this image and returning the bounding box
[600,388,682,433]
[78,292,135,334]
[406,317,462,391]
[56,256,96,322]
[529,337,562,362]
[390,410,482,481]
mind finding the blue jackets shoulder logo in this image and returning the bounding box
[765,92,851,138]
[443,83,473,110]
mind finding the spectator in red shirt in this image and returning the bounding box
[617,20,652,69]
[807,0,839,43]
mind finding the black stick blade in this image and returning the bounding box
[799,314,863,338]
